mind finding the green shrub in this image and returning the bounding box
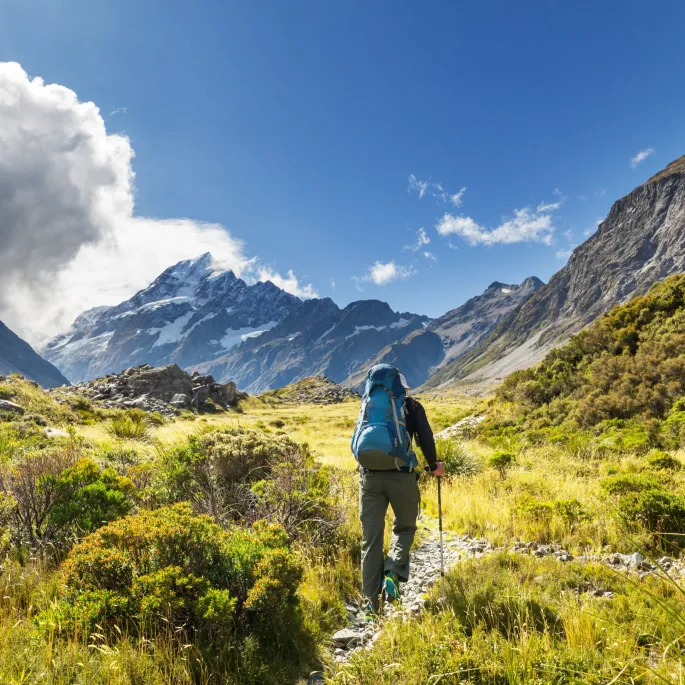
[156,428,343,546]
[105,412,151,441]
[600,472,663,496]
[40,504,305,656]
[488,451,514,479]
[0,452,133,550]
[435,439,480,478]
[646,449,682,471]
[617,490,685,541]
[46,458,134,537]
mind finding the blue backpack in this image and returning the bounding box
[351,364,416,471]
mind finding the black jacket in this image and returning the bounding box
[405,397,437,468]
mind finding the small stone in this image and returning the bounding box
[45,427,70,438]
[558,553,573,562]
[659,556,673,568]
[332,628,361,648]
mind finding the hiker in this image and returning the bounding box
[351,364,444,619]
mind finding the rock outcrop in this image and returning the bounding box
[0,319,69,389]
[52,364,240,416]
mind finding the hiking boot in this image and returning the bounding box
[382,571,401,603]
[363,600,378,623]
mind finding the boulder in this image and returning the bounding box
[126,364,193,402]
[214,381,237,405]
[170,393,190,408]
[0,399,24,415]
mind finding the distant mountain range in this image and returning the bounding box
[34,154,685,395]
[0,319,68,388]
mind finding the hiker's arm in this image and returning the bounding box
[412,400,438,468]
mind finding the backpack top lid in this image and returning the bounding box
[364,364,406,401]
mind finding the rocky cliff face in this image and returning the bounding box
[343,277,542,390]
[192,298,429,393]
[43,253,303,383]
[424,154,685,391]
[0,319,69,388]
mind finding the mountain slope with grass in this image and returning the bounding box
[424,154,685,392]
[0,319,69,388]
[488,272,685,441]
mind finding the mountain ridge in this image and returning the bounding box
[0,319,69,388]
[422,154,685,392]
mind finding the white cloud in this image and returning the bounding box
[631,147,654,168]
[408,174,430,199]
[536,200,561,213]
[404,227,431,251]
[361,261,415,286]
[447,242,459,250]
[330,278,336,290]
[108,107,127,117]
[0,62,313,344]
[435,200,558,247]
[423,251,437,262]
[408,174,466,206]
[257,268,318,299]
[450,186,467,207]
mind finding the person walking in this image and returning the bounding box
[351,364,444,620]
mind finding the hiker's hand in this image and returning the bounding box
[430,462,445,477]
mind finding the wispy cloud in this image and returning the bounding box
[631,147,654,168]
[330,278,336,290]
[556,247,574,260]
[407,174,430,199]
[436,199,559,247]
[404,227,431,252]
[423,251,437,263]
[450,187,467,207]
[358,260,416,286]
[408,175,466,206]
[108,107,128,117]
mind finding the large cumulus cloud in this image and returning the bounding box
[0,63,315,344]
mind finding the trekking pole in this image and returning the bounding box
[437,475,445,602]
[425,466,446,602]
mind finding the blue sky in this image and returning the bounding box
[1,0,684,321]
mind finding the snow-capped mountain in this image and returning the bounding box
[43,253,302,383]
[193,298,429,393]
[44,253,429,388]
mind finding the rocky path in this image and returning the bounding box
[307,517,685,681]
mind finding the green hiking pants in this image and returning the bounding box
[359,469,420,610]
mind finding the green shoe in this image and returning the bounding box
[382,571,401,603]
[363,601,377,623]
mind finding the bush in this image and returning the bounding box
[156,428,343,546]
[46,458,134,537]
[435,439,480,478]
[40,504,305,656]
[105,412,151,441]
[601,473,663,496]
[617,490,685,542]
[488,451,514,479]
[0,452,134,550]
[646,449,682,471]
